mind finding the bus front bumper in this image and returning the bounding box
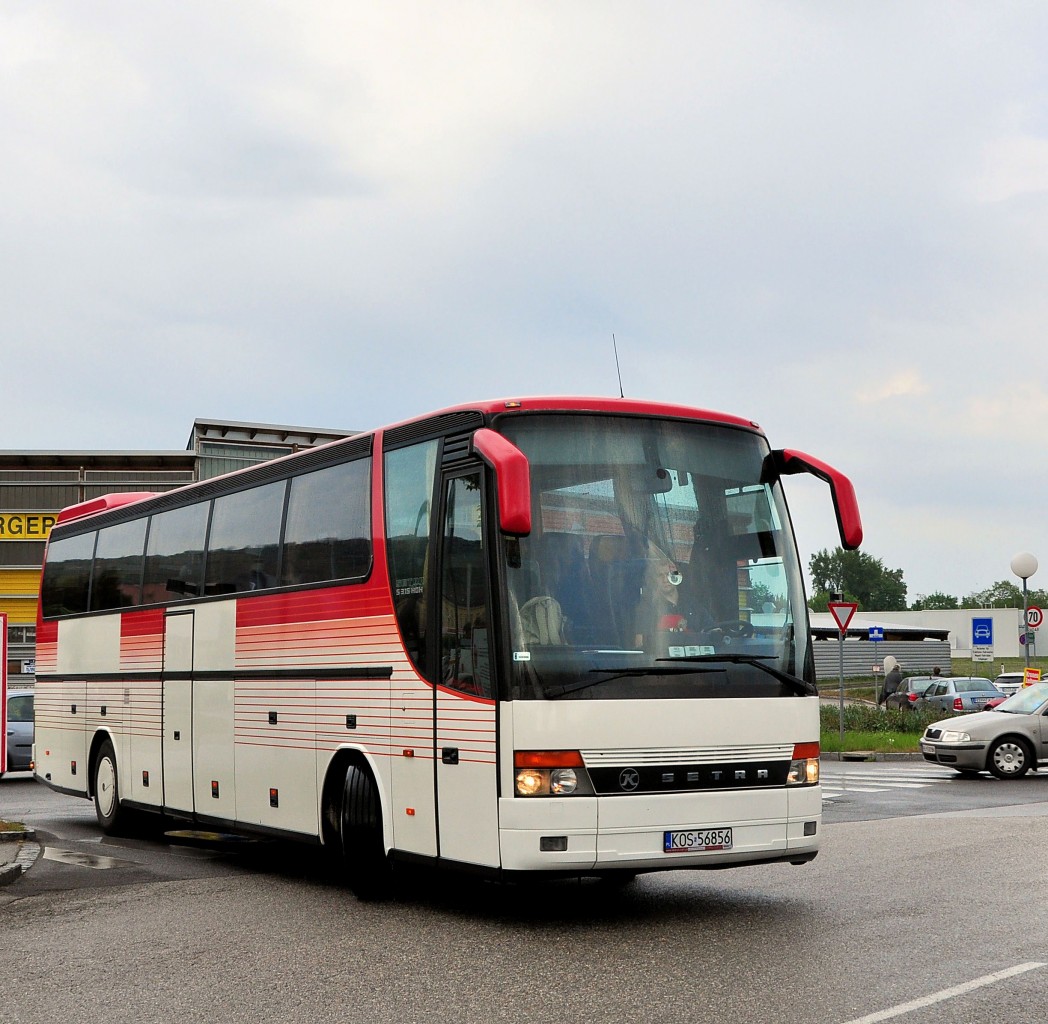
[497,786,821,873]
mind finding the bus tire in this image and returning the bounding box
[92,738,129,835]
[340,764,393,901]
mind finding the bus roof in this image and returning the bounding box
[47,397,766,532]
[55,492,159,526]
[383,396,763,435]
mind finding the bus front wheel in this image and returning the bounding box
[340,765,393,901]
[93,739,129,834]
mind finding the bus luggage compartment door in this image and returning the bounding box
[162,611,195,814]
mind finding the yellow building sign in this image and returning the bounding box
[0,513,57,541]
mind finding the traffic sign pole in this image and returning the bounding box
[827,602,857,744]
[868,627,884,704]
[1023,580,1031,668]
[838,632,845,747]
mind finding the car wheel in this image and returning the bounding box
[340,764,393,901]
[93,738,130,833]
[987,738,1032,780]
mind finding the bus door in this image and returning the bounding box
[162,609,195,814]
[434,470,501,867]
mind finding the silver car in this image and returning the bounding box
[919,676,1003,713]
[3,688,34,775]
[921,681,1048,778]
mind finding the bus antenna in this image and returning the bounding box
[612,334,625,398]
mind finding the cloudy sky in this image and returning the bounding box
[2,2,1047,602]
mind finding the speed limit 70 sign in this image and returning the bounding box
[1027,605,1043,629]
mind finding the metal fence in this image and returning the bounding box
[812,639,953,683]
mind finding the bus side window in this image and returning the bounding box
[143,502,209,602]
[282,459,372,585]
[40,531,96,617]
[91,518,148,610]
[439,472,492,698]
[384,438,439,681]
[204,481,285,595]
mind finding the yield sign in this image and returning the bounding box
[827,601,858,633]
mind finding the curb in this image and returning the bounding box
[822,751,924,762]
[0,828,41,887]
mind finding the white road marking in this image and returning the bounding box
[823,786,888,794]
[821,767,957,802]
[822,783,928,791]
[840,961,1047,1024]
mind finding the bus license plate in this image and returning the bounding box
[663,827,733,853]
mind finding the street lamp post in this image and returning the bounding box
[1010,552,1038,668]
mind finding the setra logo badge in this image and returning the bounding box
[618,768,640,792]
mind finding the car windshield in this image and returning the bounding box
[994,682,1048,715]
[498,414,813,701]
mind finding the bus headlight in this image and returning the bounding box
[515,769,547,796]
[514,751,593,796]
[786,741,820,786]
[550,769,577,795]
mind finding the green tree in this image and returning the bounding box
[911,592,958,610]
[808,548,907,611]
[963,581,1048,609]
[965,580,1023,608]
[808,589,853,613]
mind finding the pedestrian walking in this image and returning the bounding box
[879,655,903,706]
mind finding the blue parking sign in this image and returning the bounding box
[971,617,993,646]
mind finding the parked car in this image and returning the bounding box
[919,676,1004,713]
[993,673,1025,697]
[885,675,939,710]
[3,688,34,776]
[921,681,1048,778]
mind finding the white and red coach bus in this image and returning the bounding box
[34,396,861,897]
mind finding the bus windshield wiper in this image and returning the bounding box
[545,665,715,699]
[655,655,815,696]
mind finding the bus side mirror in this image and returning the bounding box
[764,449,863,550]
[471,428,532,536]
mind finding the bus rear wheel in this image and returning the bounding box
[93,739,129,834]
[340,765,393,901]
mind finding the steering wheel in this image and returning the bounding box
[707,620,754,644]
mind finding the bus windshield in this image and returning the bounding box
[498,414,813,701]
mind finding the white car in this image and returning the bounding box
[993,672,1025,696]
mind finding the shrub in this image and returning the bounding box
[819,703,942,735]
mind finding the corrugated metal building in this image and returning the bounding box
[0,419,351,683]
[810,613,952,683]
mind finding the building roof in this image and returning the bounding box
[188,418,354,450]
[0,451,195,468]
[809,612,950,641]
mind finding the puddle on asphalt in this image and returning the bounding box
[42,847,136,870]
